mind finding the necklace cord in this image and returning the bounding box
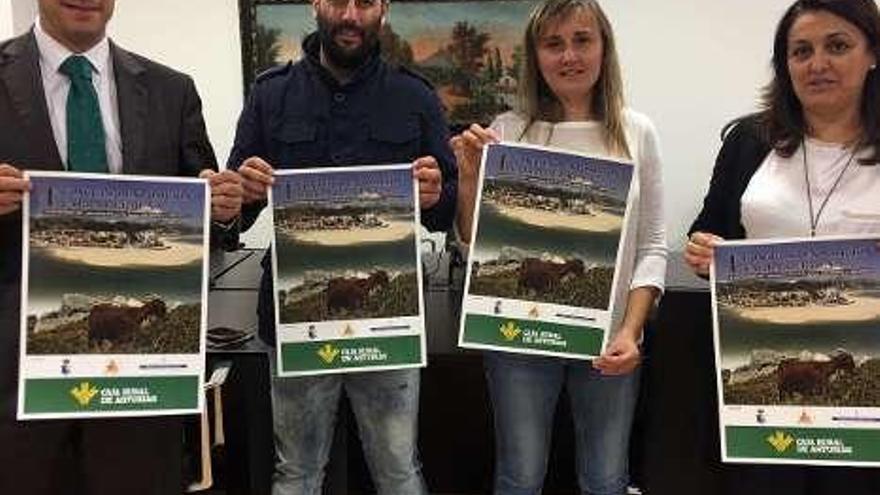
[801,138,858,237]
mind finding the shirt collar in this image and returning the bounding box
[34,16,111,78]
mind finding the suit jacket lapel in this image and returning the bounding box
[0,31,63,170]
[111,42,147,175]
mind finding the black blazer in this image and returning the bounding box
[688,115,773,240]
[0,30,218,420]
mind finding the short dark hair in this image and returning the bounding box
[758,0,880,164]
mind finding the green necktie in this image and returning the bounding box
[59,55,108,173]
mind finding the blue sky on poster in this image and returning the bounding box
[485,145,634,201]
[29,176,205,225]
[274,168,413,207]
[715,239,880,281]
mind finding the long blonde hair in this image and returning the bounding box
[517,0,630,158]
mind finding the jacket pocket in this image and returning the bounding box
[271,120,321,166]
[366,113,420,163]
[276,121,316,143]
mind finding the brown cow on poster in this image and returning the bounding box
[88,298,167,344]
[777,351,855,399]
[326,271,390,313]
[517,258,585,294]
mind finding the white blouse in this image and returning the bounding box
[490,110,668,336]
[742,139,880,238]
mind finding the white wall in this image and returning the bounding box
[108,0,243,168]
[0,1,12,40]
[604,0,788,248]
[10,0,37,35]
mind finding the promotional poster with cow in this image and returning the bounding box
[711,236,880,465]
[459,143,634,360]
[18,172,210,420]
[270,165,426,376]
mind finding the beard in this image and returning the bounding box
[316,14,381,70]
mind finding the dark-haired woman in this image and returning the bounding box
[687,0,880,493]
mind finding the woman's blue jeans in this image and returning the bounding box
[485,351,640,495]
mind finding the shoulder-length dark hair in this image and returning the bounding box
[758,0,880,164]
[517,0,630,158]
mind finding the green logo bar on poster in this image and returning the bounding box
[281,335,422,372]
[726,426,880,463]
[24,376,199,414]
[463,313,604,356]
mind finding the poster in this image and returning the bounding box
[19,172,209,419]
[270,165,426,376]
[459,143,634,359]
[712,236,880,465]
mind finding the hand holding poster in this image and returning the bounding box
[712,236,880,465]
[459,143,635,359]
[270,165,426,376]
[19,172,209,419]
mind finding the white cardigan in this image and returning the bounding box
[489,109,668,336]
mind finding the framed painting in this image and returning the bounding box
[238,0,538,126]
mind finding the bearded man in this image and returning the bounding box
[227,0,457,493]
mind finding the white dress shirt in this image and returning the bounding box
[33,18,123,174]
[742,139,880,239]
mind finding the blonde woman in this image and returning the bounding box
[451,0,667,493]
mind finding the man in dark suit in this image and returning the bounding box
[0,1,242,494]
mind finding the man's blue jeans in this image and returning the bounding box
[269,364,427,495]
[485,351,640,495]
